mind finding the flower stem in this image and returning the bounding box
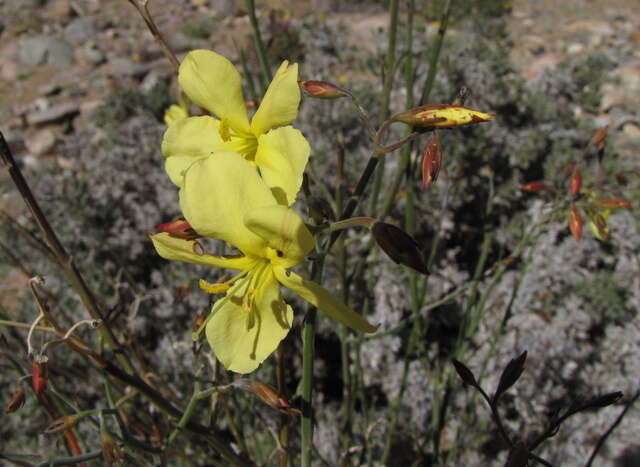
[245,0,272,88]
[419,0,452,105]
[368,0,400,216]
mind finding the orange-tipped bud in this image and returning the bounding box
[421,133,442,190]
[5,386,26,413]
[392,104,494,128]
[44,415,79,434]
[32,362,47,396]
[520,181,546,192]
[236,380,301,416]
[371,222,429,275]
[155,218,200,240]
[568,205,583,241]
[101,429,125,465]
[299,80,350,99]
[597,198,632,210]
[588,125,608,151]
[570,170,582,198]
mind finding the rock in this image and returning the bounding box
[612,61,640,92]
[75,43,105,65]
[100,57,149,78]
[18,36,74,67]
[64,17,97,45]
[522,53,561,83]
[622,122,640,138]
[49,0,73,21]
[25,129,56,156]
[26,102,79,125]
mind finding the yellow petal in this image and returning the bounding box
[178,50,251,135]
[250,61,300,136]
[164,104,189,126]
[206,268,293,373]
[150,233,256,270]
[244,205,315,267]
[273,268,378,333]
[255,127,310,206]
[161,116,222,186]
[179,152,277,256]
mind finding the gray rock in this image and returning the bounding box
[18,36,74,67]
[25,129,56,156]
[26,102,79,125]
[64,17,97,45]
[100,58,148,78]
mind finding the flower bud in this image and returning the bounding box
[392,104,493,128]
[421,133,442,190]
[155,218,200,240]
[236,380,301,416]
[371,222,429,275]
[590,213,609,241]
[101,429,125,466]
[32,362,47,396]
[44,415,79,434]
[597,198,632,211]
[5,386,26,413]
[588,125,608,151]
[570,170,582,198]
[299,80,350,99]
[520,181,546,192]
[568,205,583,241]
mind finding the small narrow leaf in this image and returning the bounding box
[583,391,623,410]
[494,351,527,402]
[371,222,429,275]
[452,359,478,388]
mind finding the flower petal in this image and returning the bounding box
[179,152,277,256]
[150,233,256,270]
[273,268,378,333]
[161,116,222,186]
[244,205,314,267]
[206,268,293,373]
[178,50,251,135]
[250,61,300,136]
[255,127,310,206]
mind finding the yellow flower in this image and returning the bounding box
[162,49,309,206]
[163,94,189,126]
[151,152,377,373]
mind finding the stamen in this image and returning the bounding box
[219,118,231,142]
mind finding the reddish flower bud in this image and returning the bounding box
[520,181,546,192]
[236,380,301,416]
[5,386,26,413]
[392,104,494,128]
[299,80,350,99]
[32,362,47,396]
[155,218,200,240]
[570,170,582,198]
[589,125,608,151]
[101,429,125,466]
[44,415,79,434]
[568,205,583,241]
[597,198,632,210]
[421,133,442,190]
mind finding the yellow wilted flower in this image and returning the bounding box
[151,152,377,373]
[392,104,494,128]
[162,50,309,206]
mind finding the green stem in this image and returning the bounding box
[419,0,452,105]
[381,2,418,461]
[244,0,272,87]
[368,0,400,215]
[301,258,323,467]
